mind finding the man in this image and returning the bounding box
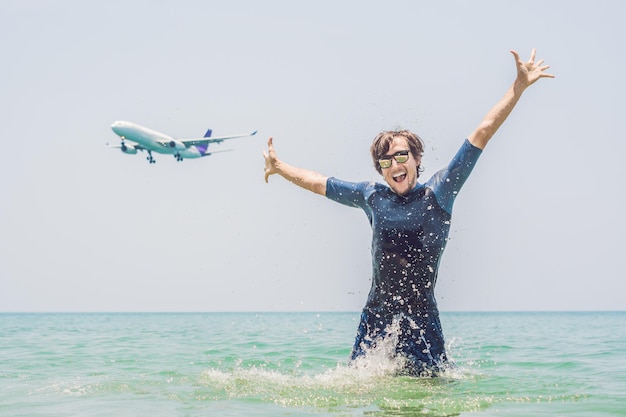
[263,49,554,376]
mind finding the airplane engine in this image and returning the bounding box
[120,143,138,154]
[168,140,187,151]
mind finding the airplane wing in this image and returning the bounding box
[107,141,147,153]
[176,130,258,147]
[107,142,146,149]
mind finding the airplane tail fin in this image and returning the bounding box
[204,129,212,138]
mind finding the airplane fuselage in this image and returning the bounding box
[112,121,173,150]
[111,121,194,157]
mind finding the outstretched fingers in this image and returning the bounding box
[539,65,555,79]
[511,48,555,84]
[535,58,555,78]
[263,137,275,183]
[510,49,521,63]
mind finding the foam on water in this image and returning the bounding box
[196,340,485,416]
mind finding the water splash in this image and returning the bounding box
[197,338,481,415]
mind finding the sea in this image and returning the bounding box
[1,312,625,417]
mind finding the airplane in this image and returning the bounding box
[109,120,257,164]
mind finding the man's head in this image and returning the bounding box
[370,130,424,196]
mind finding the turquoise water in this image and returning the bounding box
[1,312,625,416]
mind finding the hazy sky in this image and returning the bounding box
[1,0,624,312]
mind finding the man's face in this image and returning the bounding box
[380,137,420,196]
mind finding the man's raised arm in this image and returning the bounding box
[468,48,555,150]
[263,137,328,196]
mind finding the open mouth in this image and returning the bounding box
[392,172,407,183]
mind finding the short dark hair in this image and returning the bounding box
[370,130,425,176]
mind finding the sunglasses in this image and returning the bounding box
[378,150,410,169]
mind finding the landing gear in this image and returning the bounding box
[174,152,184,162]
[146,150,155,164]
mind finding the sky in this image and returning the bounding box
[1,0,624,313]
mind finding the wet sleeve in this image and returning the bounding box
[427,139,482,214]
[325,177,370,210]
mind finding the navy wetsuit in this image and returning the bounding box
[326,139,482,375]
